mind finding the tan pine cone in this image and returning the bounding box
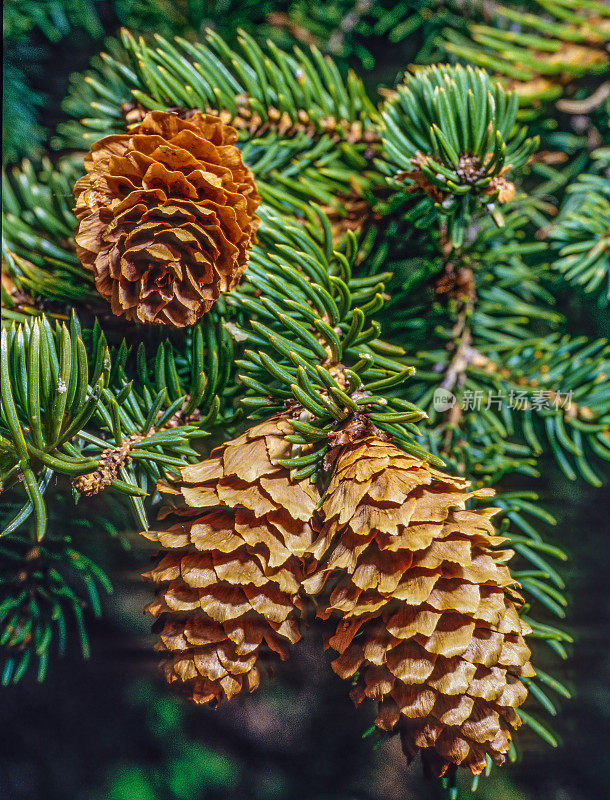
[143,416,322,704]
[74,110,260,326]
[304,432,534,778]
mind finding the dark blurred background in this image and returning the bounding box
[3,3,609,799]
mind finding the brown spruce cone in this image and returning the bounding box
[143,416,322,704]
[74,110,260,326]
[304,429,534,778]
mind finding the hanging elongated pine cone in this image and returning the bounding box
[304,422,534,778]
[143,416,321,704]
[74,110,260,326]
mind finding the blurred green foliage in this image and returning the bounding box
[102,682,240,800]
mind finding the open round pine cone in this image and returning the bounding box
[74,110,260,326]
[304,431,534,778]
[143,416,322,705]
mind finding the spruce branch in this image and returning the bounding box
[378,196,610,485]
[0,313,225,535]
[438,0,610,117]
[0,489,121,685]
[53,27,380,219]
[2,157,95,306]
[268,0,458,69]
[379,64,539,246]
[0,535,109,684]
[550,185,610,304]
[4,0,103,43]
[224,208,434,476]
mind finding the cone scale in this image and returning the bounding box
[74,110,260,326]
[305,431,534,777]
[143,416,320,704]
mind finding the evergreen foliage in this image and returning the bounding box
[439,0,610,115]
[2,2,609,797]
[379,63,539,243]
[550,175,610,303]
